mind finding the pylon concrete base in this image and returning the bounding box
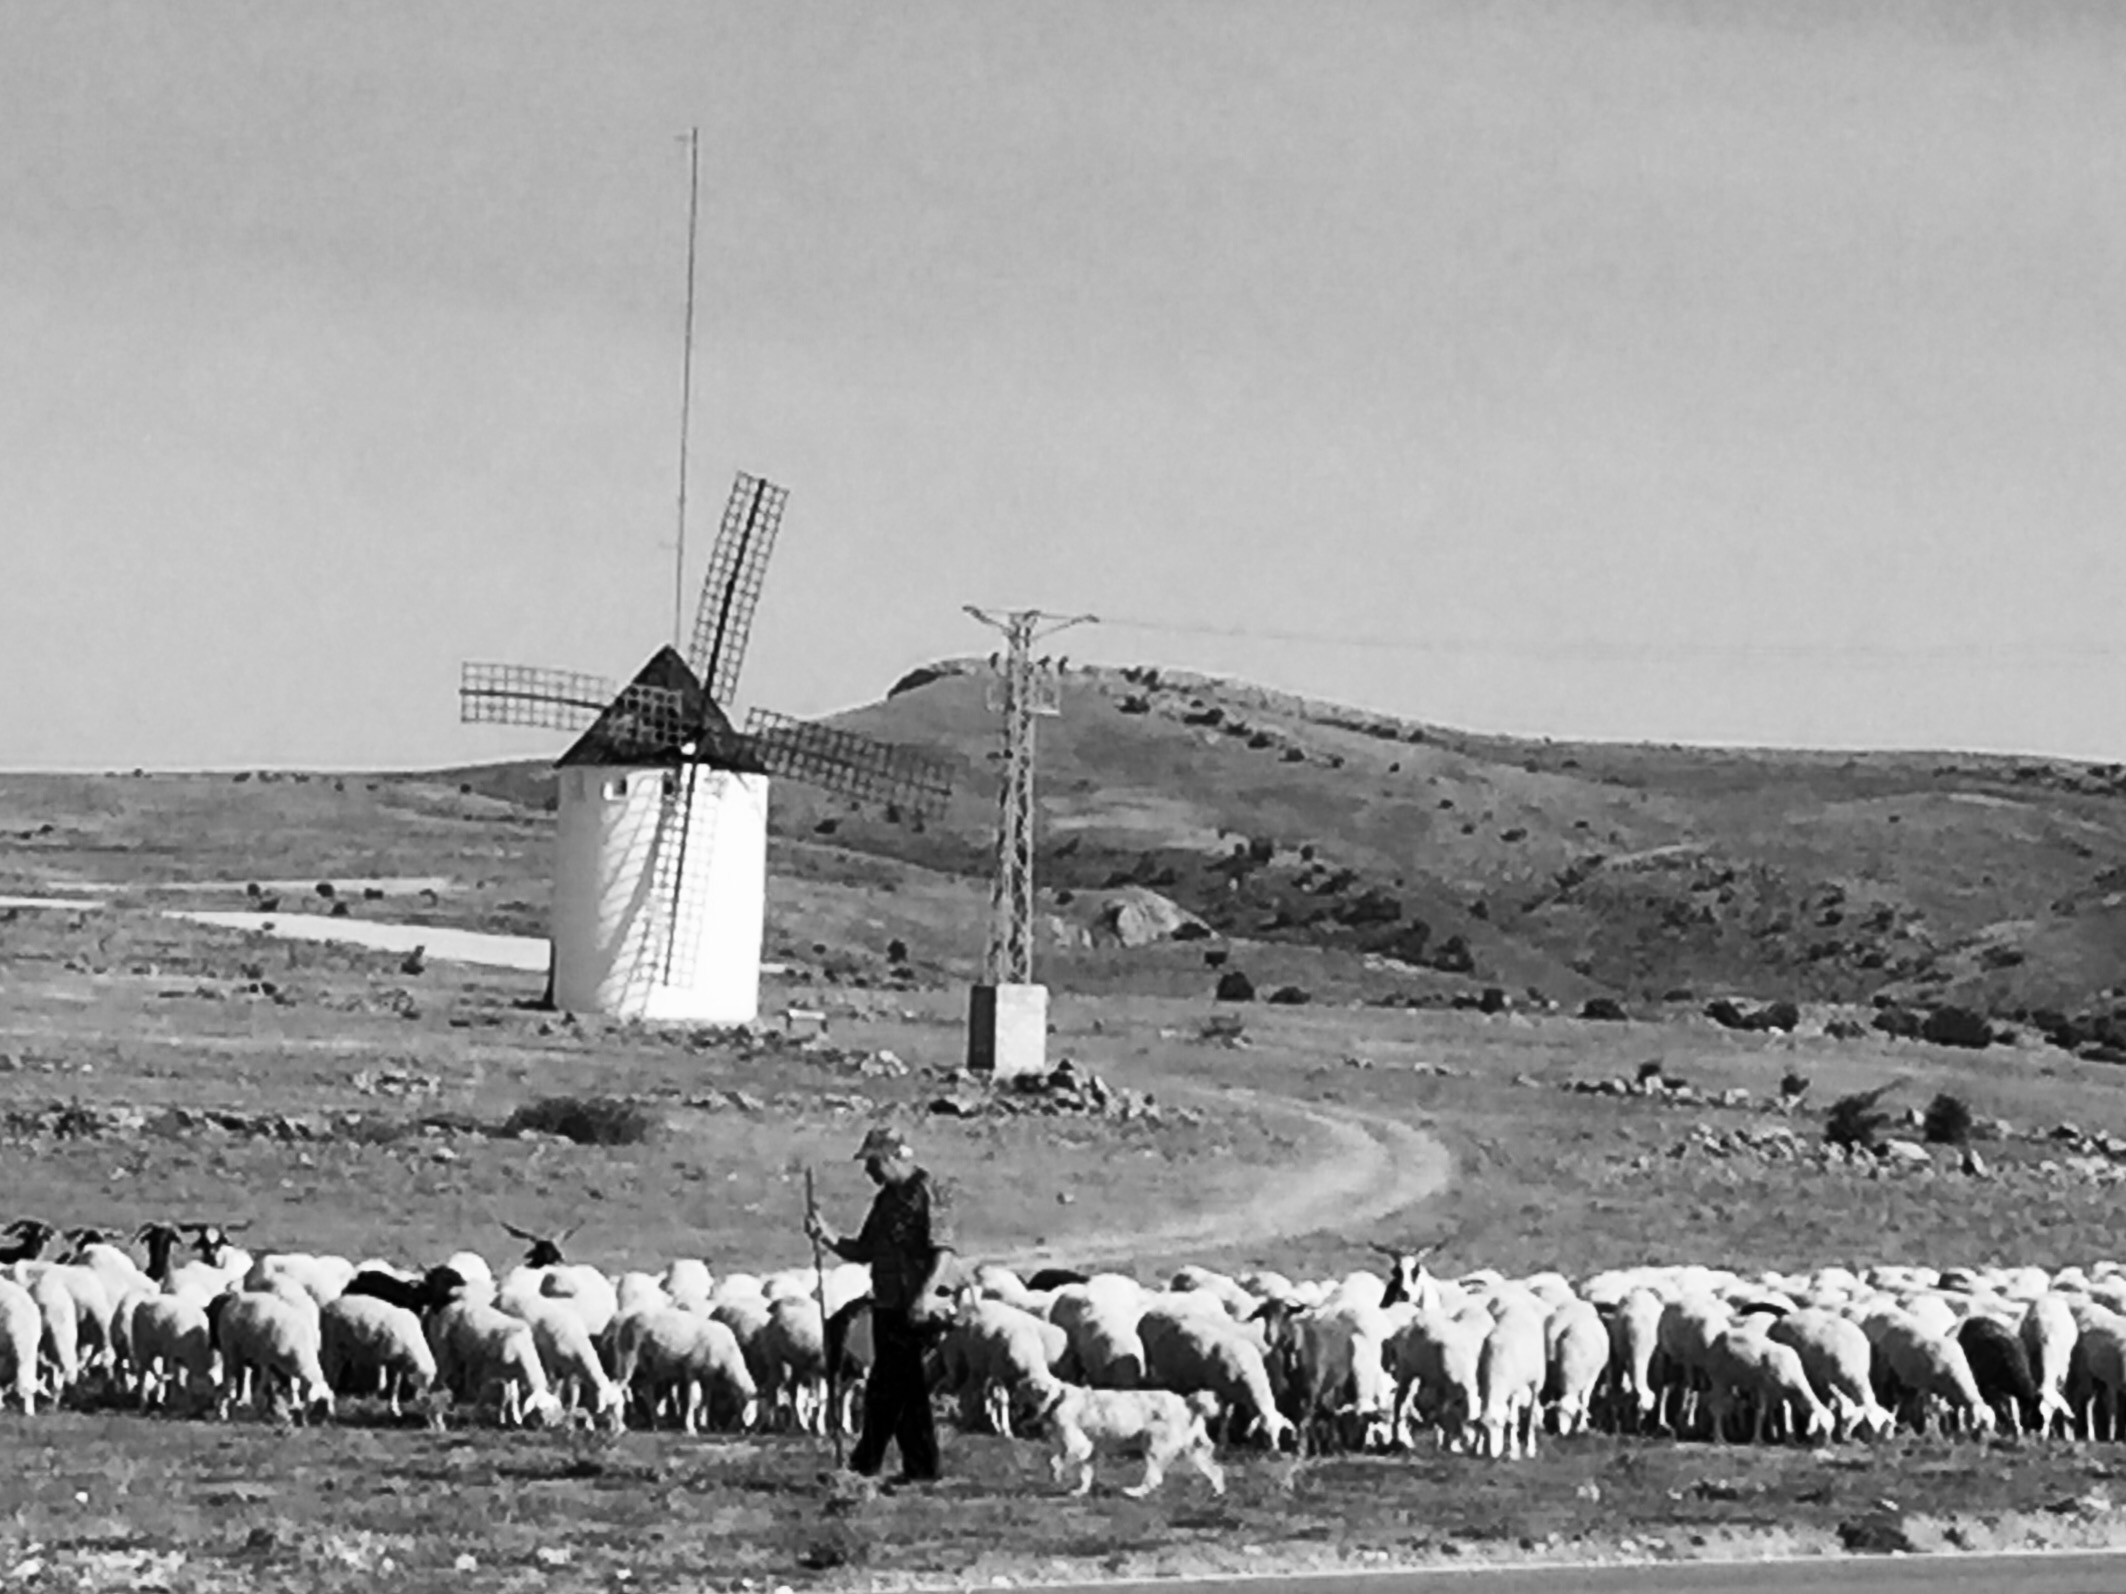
[967,982,1048,1081]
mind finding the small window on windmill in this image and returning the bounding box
[604,777,628,800]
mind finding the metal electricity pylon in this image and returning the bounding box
[963,606,1096,985]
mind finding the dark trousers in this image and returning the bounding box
[850,1307,939,1480]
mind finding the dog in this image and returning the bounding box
[1025,1376,1226,1498]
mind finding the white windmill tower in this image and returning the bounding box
[459,472,953,1025]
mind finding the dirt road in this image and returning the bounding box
[995,1082,1450,1271]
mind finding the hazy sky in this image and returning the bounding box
[7,1,2125,770]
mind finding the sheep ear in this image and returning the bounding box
[498,1219,537,1242]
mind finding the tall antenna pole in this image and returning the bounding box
[673,127,702,649]
[964,607,1095,986]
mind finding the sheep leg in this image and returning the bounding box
[1123,1455,1168,1499]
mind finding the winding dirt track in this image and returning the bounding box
[994,1083,1451,1272]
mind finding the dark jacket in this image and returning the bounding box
[833,1167,956,1313]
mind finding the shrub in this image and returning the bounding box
[1920,1005,1993,1049]
[1214,970,1256,1002]
[1825,1084,1897,1150]
[1266,985,1312,1006]
[1580,997,1628,1022]
[501,1095,660,1146]
[1923,1092,1975,1146]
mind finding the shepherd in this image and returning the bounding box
[804,1125,958,1486]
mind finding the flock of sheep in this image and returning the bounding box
[6,1213,2126,1496]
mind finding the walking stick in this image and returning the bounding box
[806,1166,845,1467]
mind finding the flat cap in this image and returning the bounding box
[853,1125,913,1161]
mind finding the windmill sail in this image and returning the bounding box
[460,663,690,739]
[741,707,953,819]
[687,473,788,710]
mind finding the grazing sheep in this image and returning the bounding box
[1474,1305,1547,1461]
[2020,1295,2080,1437]
[661,1259,714,1312]
[1654,1295,1732,1439]
[1137,1304,1293,1450]
[0,1278,42,1414]
[1046,1285,1147,1389]
[23,1269,82,1395]
[128,1296,217,1412]
[1023,1375,1225,1498]
[1386,1306,1486,1451]
[1254,1297,1397,1452]
[1543,1299,1609,1437]
[1766,1310,1894,1441]
[508,1296,624,1431]
[428,1301,562,1428]
[612,1308,757,1434]
[1705,1327,1832,1445]
[319,1296,437,1419]
[1957,1315,2040,1433]
[935,1290,1066,1437]
[1869,1312,1995,1437]
[245,1253,355,1308]
[1604,1289,1666,1432]
[215,1291,333,1423]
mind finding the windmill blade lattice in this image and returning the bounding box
[459,663,691,747]
[687,473,788,710]
[742,708,954,819]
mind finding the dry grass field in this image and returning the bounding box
[8,692,2126,1588]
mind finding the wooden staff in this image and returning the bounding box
[806,1166,844,1466]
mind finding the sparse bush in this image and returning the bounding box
[502,1095,660,1146]
[1920,1005,1993,1049]
[1923,1092,1975,1146]
[1825,1084,1897,1150]
[1214,970,1255,1002]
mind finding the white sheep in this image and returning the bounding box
[612,1307,757,1434]
[1604,1288,1666,1432]
[319,1295,437,1419]
[128,1296,216,1412]
[1136,1304,1293,1451]
[935,1291,1067,1437]
[1046,1285,1147,1389]
[0,1278,41,1414]
[1386,1306,1486,1451]
[1704,1326,1831,1444]
[1474,1305,1546,1460]
[661,1259,714,1312]
[215,1291,333,1422]
[510,1295,624,1431]
[427,1300,562,1428]
[1867,1311,1995,1437]
[1766,1310,1893,1441]
[2019,1294,2080,1437]
[245,1252,355,1308]
[1542,1299,1608,1437]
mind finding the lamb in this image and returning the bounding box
[1474,1305,1546,1460]
[0,1277,41,1414]
[1137,1304,1293,1450]
[1957,1315,2040,1433]
[319,1295,437,1419]
[427,1300,562,1428]
[215,1290,333,1422]
[611,1307,757,1434]
[1023,1375,1225,1498]
[1766,1310,1894,1441]
[128,1296,216,1412]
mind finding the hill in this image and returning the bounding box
[10,660,2125,1046]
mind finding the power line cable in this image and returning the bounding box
[1089,613,2123,667]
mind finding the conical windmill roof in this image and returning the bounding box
[556,646,761,770]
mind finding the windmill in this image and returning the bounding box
[460,472,953,1024]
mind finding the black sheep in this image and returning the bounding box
[1958,1315,2039,1432]
[342,1265,468,1315]
[1025,1267,1090,1292]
